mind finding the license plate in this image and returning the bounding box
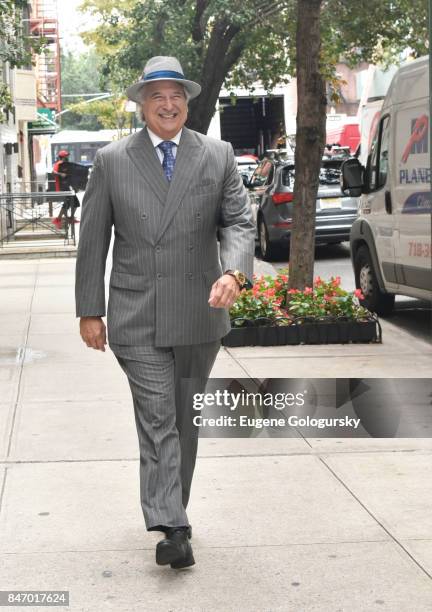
[320,197,342,209]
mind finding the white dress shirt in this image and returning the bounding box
[147,127,182,164]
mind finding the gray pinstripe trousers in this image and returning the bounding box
[111,340,220,531]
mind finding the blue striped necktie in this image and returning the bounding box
[158,141,176,181]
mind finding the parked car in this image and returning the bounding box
[236,155,258,185]
[248,156,359,260]
[341,55,431,315]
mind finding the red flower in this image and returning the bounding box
[288,288,299,294]
[304,287,313,295]
[314,276,323,286]
[354,289,364,299]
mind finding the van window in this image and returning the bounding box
[367,115,390,191]
[378,116,390,188]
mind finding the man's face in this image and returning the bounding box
[141,80,188,139]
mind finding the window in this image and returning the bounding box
[378,116,390,188]
[21,5,32,70]
[281,160,342,187]
[367,115,390,191]
[281,166,295,187]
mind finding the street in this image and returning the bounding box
[0,256,432,612]
[262,242,432,345]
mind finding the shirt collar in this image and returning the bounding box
[146,126,182,148]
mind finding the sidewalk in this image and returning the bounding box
[1,257,432,611]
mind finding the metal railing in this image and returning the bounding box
[0,188,78,248]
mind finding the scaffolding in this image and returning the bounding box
[30,0,61,113]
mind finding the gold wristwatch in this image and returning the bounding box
[225,269,251,289]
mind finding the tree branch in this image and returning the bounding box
[153,11,168,48]
[247,0,288,28]
[192,0,211,43]
[223,38,246,74]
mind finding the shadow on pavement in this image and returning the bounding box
[384,298,432,342]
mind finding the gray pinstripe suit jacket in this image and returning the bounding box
[75,126,255,347]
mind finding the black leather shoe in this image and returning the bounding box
[156,527,195,568]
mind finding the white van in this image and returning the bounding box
[342,56,431,314]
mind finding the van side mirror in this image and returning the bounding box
[341,158,364,197]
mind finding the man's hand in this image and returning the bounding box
[208,274,241,309]
[79,316,107,351]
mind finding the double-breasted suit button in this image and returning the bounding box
[155,245,162,253]
[156,273,162,280]
[141,212,148,219]
[187,273,193,279]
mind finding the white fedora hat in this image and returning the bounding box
[126,56,201,103]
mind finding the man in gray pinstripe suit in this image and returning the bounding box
[75,56,255,569]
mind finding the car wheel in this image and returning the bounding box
[354,245,395,315]
[258,216,280,261]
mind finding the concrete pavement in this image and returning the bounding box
[0,257,432,611]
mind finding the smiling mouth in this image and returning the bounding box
[159,113,178,119]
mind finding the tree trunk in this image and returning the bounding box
[186,21,244,134]
[186,83,224,134]
[288,0,326,290]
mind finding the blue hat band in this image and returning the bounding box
[143,70,186,82]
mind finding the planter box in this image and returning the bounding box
[223,318,380,347]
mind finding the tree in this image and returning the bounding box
[61,49,103,98]
[60,49,105,130]
[79,0,428,288]
[0,0,46,122]
[288,0,326,290]
[80,0,294,134]
[68,96,132,137]
[320,0,428,70]
[80,0,428,134]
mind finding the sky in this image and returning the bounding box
[56,0,97,53]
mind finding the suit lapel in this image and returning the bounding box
[126,128,169,205]
[155,127,203,243]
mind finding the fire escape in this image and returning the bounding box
[29,0,61,114]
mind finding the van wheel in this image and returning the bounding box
[354,245,395,315]
[258,216,280,261]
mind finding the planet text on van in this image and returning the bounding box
[399,167,430,184]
